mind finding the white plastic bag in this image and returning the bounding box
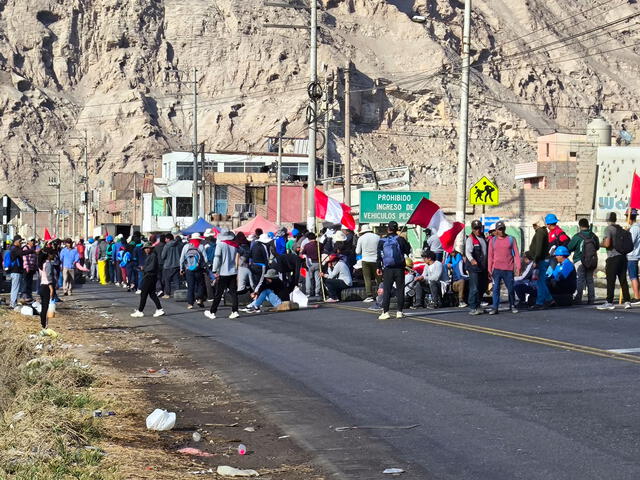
[20,306,34,316]
[47,301,56,319]
[31,301,42,313]
[290,286,308,308]
[146,409,176,431]
[216,466,259,477]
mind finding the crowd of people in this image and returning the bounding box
[5,208,640,334]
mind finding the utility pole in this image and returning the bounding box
[344,62,352,205]
[56,154,61,237]
[192,66,199,222]
[72,164,77,239]
[200,143,206,219]
[276,132,283,225]
[83,130,89,239]
[323,73,333,185]
[306,0,319,232]
[455,0,472,225]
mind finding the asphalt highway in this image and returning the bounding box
[75,284,640,479]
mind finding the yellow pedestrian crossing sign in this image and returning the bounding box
[470,177,499,206]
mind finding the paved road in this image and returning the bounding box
[74,283,640,479]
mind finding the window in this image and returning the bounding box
[545,143,550,157]
[281,162,308,176]
[176,197,193,217]
[569,151,577,158]
[176,163,194,180]
[214,186,228,215]
[222,162,265,173]
[246,186,266,205]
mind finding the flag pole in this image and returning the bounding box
[315,217,327,302]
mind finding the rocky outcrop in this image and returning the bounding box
[1,0,639,210]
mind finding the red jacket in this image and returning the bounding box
[548,225,570,247]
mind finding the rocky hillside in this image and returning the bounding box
[1,0,639,210]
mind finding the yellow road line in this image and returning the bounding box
[331,304,640,365]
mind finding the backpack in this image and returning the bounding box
[579,232,598,270]
[185,246,203,271]
[205,243,216,265]
[382,235,404,268]
[3,250,19,271]
[613,225,634,255]
[119,251,130,268]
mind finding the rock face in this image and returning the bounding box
[1,0,639,210]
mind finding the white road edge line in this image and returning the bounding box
[606,347,640,354]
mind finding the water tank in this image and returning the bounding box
[586,117,612,146]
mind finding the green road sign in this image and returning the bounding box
[359,190,430,223]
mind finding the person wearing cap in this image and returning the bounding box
[111,235,124,285]
[86,237,97,281]
[205,230,240,320]
[131,242,164,318]
[528,216,554,310]
[356,224,380,302]
[161,233,182,298]
[598,211,632,310]
[250,233,272,293]
[301,232,322,298]
[567,218,600,305]
[59,238,80,296]
[7,235,33,308]
[545,213,570,268]
[322,253,353,302]
[21,237,38,302]
[626,209,640,303]
[546,246,577,297]
[413,250,448,309]
[465,219,489,315]
[445,249,468,308]
[242,269,286,313]
[376,221,412,320]
[487,221,521,315]
[180,232,207,309]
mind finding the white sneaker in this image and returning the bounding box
[229,311,240,319]
[363,297,375,303]
[458,302,468,308]
[153,309,165,317]
[597,302,616,310]
[378,312,390,320]
[114,282,120,287]
[130,310,144,317]
[136,290,142,295]
[396,311,404,319]
[624,302,632,310]
[204,311,215,319]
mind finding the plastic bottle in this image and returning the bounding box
[193,432,202,442]
[238,443,247,455]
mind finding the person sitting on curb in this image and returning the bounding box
[322,254,353,303]
[242,269,287,313]
[514,252,537,307]
[413,251,448,309]
[445,249,468,308]
[546,246,577,299]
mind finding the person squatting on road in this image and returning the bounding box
[377,221,412,320]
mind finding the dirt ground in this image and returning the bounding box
[9,295,327,480]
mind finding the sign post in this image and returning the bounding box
[359,191,430,224]
[470,177,499,207]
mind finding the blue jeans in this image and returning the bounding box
[491,269,515,310]
[252,289,282,308]
[535,259,553,305]
[10,273,22,307]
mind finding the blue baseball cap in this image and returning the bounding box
[545,213,559,225]
[555,246,570,256]
[88,238,95,244]
[106,235,113,242]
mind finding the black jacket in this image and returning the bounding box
[142,251,160,277]
[257,277,288,301]
[376,234,411,269]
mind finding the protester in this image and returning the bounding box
[546,246,577,298]
[250,233,271,292]
[598,212,632,310]
[242,269,287,313]
[465,220,488,315]
[21,237,37,301]
[37,248,55,331]
[568,218,600,305]
[377,221,411,320]
[424,228,444,261]
[514,252,537,307]
[356,224,380,302]
[161,233,182,298]
[59,238,80,296]
[445,249,468,308]
[87,237,97,281]
[487,221,520,315]
[529,216,554,310]
[414,251,447,309]
[627,209,640,303]
[206,230,240,320]
[302,232,322,298]
[322,253,353,303]
[131,242,164,318]
[105,235,115,283]
[6,236,30,308]
[180,233,207,309]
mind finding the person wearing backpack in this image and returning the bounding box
[598,212,632,310]
[487,221,521,315]
[376,221,411,320]
[626,209,640,303]
[568,218,600,305]
[465,219,489,315]
[180,233,206,309]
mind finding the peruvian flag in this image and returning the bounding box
[315,188,356,230]
[43,228,52,241]
[407,198,464,253]
[630,172,640,209]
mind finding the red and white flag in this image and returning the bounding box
[407,198,464,253]
[315,188,356,230]
[630,172,640,210]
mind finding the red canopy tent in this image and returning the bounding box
[233,215,279,235]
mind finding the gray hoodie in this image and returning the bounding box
[212,232,238,276]
[162,239,183,269]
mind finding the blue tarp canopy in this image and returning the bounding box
[181,217,214,235]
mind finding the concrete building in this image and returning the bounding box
[595,145,640,221]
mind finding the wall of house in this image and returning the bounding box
[266,185,306,223]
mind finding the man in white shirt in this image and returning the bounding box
[322,254,353,303]
[414,251,448,309]
[355,224,380,302]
